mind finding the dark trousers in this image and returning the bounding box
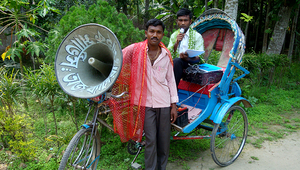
[144,107,171,170]
[173,58,189,88]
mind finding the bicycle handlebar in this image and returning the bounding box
[111,91,128,99]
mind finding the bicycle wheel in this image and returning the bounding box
[127,140,138,155]
[59,127,101,170]
[210,105,248,167]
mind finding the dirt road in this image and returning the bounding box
[167,131,300,170]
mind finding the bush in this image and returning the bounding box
[44,0,144,63]
[241,53,291,87]
[0,109,37,162]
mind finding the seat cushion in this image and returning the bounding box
[178,80,215,95]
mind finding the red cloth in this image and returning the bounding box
[178,80,214,95]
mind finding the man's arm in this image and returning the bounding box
[167,31,179,54]
[165,58,179,123]
[179,52,200,64]
[183,30,204,63]
[193,30,204,52]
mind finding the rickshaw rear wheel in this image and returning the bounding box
[210,105,248,167]
[59,127,101,170]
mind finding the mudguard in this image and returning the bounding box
[211,97,252,124]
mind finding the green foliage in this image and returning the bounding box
[206,50,221,65]
[241,53,291,88]
[192,1,213,18]
[24,63,61,101]
[5,25,47,62]
[94,128,135,169]
[264,28,272,34]
[0,109,37,161]
[23,64,63,148]
[5,43,23,61]
[7,117,37,161]
[240,13,253,22]
[155,0,209,22]
[44,0,144,63]
[0,68,20,114]
[37,64,61,97]
[0,149,10,163]
[168,129,210,168]
[0,0,59,63]
[17,158,60,170]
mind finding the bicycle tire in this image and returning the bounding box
[59,127,101,170]
[210,105,248,167]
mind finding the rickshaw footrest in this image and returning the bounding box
[131,162,142,169]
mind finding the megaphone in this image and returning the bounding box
[55,23,123,98]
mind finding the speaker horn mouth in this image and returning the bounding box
[55,24,123,99]
[88,57,112,78]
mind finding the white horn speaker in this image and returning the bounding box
[55,23,123,98]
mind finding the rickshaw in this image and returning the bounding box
[55,8,252,170]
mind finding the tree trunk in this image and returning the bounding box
[136,0,140,26]
[254,0,264,52]
[50,95,59,147]
[288,4,300,62]
[224,0,238,21]
[262,0,271,53]
[205,0,208,11]
[144,0,150,27]
[38,99,48,138]
[266,5,292,55]
[222,0,225,10]
[122,1,128,15]
[214,0,218,8]
[244,0,251,42]
[70,96,79,131]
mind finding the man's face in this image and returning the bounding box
[176,15,192,31]
[145,25,164,46]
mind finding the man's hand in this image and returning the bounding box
[174,33,185,52]
[180,53,201,64]
[170,103,177,123]
[179,52,189,61]
[176,33,185,43]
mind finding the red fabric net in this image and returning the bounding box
[108,40,172,143]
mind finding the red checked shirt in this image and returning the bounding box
[145,47,179,108]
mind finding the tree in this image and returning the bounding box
[224,0,239,20]
[243,0,251,42]
[254,0,264,51]
[44,0,144,63]
[214,0,219,8]
[144,0,150,27]
[155,0,209,27]
[262,0,272,53]
[0,0,59,71]
[266,1,293,55]
[288,3,300,61]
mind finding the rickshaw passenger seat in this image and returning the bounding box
[201,28,234,68]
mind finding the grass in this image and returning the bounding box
[246,87,300,148]
[250,156,259,160]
